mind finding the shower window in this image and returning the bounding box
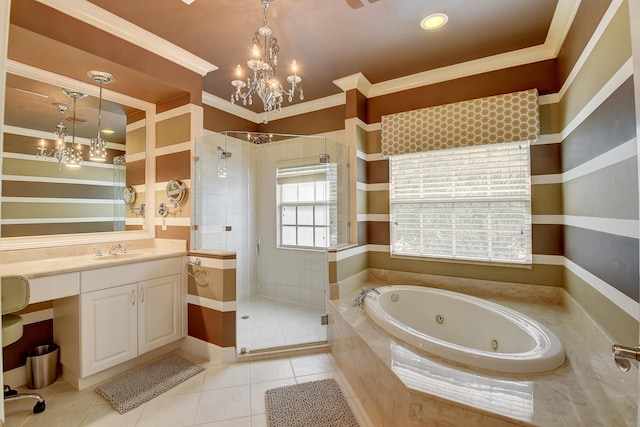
[277,163,337,249]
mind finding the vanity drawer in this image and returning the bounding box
[29,272,80,303]
[80,257,182,293]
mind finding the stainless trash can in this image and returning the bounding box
[25,344,59,389]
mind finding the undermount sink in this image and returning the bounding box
[93,252,148,261]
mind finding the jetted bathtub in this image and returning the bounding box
[362,285,565,373]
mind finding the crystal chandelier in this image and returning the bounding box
[37,102,70,167]
[36,93,85,171]
[88,70,114,162]
[231,0,303,124]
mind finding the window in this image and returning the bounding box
[389,140,532,264]
[277,163,337,249]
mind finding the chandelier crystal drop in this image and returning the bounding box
[230,0,303,124]
[88,71,114,162]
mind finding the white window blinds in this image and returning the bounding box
[389,140,532,264]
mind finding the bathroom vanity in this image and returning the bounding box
[1,241,187,390]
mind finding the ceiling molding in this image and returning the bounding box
[368,44,555,98]
[366,0,580,98]
[333,73,373,97]
[202,91,257,123]
[38,0,579,117]
[203,91,346,124]
[34,0,218,76]
[7,60,155,111]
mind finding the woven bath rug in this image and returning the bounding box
[265,378,359,427]
[95,353,204,414]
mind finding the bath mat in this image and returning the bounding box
[95,353,204,414]
[265,378,359,427]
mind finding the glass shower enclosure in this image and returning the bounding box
[193,131,349,355]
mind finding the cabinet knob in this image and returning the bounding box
[140,287,145,303]
[131,290,136,306]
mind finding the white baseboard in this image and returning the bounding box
[3,366,26,389]
[180,336,236,364]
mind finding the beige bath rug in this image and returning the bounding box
[265,378,359,427]
[95,353,204,414]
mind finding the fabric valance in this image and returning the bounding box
[380,88,539,157]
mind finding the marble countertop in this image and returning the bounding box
[333,278,637,426]
[1,239,187,279]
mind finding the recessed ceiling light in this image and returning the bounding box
[420,13,448,30]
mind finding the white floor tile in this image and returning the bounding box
[290,353,335,377]
[202,363,250,390]
[249,358,294,384]
[136,392,200,427]
[249,378,296,416]
[194,385,251,424]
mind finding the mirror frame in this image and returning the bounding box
[166,179,186,207]
[0,60,157,251]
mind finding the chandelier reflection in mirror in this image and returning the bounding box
[64,89,88,168]
[36,89,87,170]
[230,0,303,124]
[88,70,114,162]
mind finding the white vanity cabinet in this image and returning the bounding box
[54,257,184,380]
[80,283,138,377]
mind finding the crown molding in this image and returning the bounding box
[203,91,346,124]
[7,60,155,111]
[359,0,580,99]
[333,73,373,97]
[34,0,218,76]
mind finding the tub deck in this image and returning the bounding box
[329,275,637,426]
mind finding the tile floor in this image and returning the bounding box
[236,297,327,352]
[4,350,373,427]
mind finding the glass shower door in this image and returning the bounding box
[236,134,330,354]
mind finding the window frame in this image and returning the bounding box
[388,140,533,265]
[276,164,337,251]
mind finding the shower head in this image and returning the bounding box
[216,146,231,159]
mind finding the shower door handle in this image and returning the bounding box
[256,236,261,256]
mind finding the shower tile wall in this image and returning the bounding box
[197,134,337,309]
[255,139,328,309]
[196,134,257,302]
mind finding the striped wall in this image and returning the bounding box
[557,0,638,345]
[1,129,126,237]
[154,103,194,244]
[329,0,638,346]
[186,252,237,348]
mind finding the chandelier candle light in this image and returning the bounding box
[231,0,303,124]
[36,88,86,170]
[88,70,114,162]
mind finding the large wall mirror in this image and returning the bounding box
[1,61,156,250]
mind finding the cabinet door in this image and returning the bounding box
[138,274,181,354]
[81,283,137,377]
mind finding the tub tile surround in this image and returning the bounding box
[330,270,637,426]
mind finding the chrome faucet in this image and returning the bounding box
[108,243,123,255]
[612,344,640,372]
[355,287,380,307]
